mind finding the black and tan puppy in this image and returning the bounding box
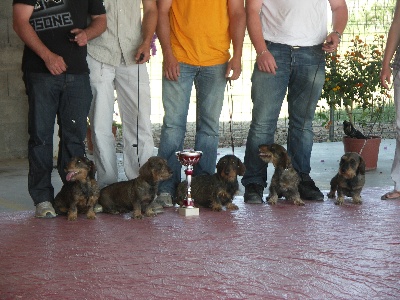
[259,144,305,206]
[98,156,172,219]
[327,152,365,205]
[176,155,245,211]
[54,157,100,221]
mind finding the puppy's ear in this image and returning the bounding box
[139,160,153,181]
[357,156,366,175]
[216,157,226,175]
[83,157,96,179]
[279,151,291,169]
[237,158,246,176]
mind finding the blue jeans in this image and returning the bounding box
[158,63,228,196]
[24,72,92,205]
[241,42,325,187]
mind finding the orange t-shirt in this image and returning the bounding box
[170,0,231,66]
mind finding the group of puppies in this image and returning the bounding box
[258,143,365,206]
[54,144,365,221]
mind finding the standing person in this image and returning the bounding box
[12,0,106,218]
[87,0,157,191]
[242,0,348,203]
[155,0,246,207]
[380,0,400,201]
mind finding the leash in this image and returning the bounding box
[226,79,235,155]
[132,53,145,168]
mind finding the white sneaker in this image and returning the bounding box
[94,203,103,213]
[35,201,57,218]
[155,193,173,207]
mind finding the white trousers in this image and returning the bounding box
[87,55,154,188]
[392,72,400,191]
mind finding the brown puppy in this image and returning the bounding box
[54,157,100,221]
[327,152,365,205]
[259,144,304,206]
[176,155,245,211]
[98,156,172,219]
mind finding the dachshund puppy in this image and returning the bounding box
[54,157,100,221]
[98,156,172,219]
[176,155,245,211]
[258,144,305,206]
[327,152,366,205]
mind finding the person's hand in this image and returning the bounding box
[135,44,151,64]
[322,32,341,53]
[69,29,88,46]
[162,54,180,81]
[380,64,392,90]
[44,52,67,75]
[256,50,277,74]
[225,57,242,80]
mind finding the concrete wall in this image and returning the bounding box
[0,1,29,159]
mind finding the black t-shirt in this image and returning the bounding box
[13,0,105,74]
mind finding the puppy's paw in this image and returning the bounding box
[145,208,157,217]
[67,211,78,221]
[267,195,278,205]
[352,196,362,205]
[86,210,96,220]
[335,197,344,205]
[293,199,305,206]
[327,191,336,198]
[211,202,223,212]
[225,202,239,210]
[132,210,143,219]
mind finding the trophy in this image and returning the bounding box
[175,150,202,216]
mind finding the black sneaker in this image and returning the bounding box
[298,174,324,201]
[244,183,264,204]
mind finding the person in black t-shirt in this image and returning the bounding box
[12,0,106,218]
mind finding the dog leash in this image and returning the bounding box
[226,79,235,155]
[132,53,145,168]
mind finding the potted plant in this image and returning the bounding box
[322,34,390,170]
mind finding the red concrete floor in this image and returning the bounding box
[1,188,400,299]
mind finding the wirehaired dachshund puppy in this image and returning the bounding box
[54,157,100,221]
[259,144,305,206]
[176,154,245,211]
[98,156,172,219]
[327,152,366,205]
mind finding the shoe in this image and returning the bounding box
[35,201,57,218]
[298,174,324,201]
[381,190,400,200]
[244,183,264,204]
[150,201,164,214]
[94,203,103,213]
[155,193,174,208]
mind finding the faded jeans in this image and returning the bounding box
[241,41,325,187]
[157,62,228,196]
[24,72,92,205]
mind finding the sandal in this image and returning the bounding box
[381,190,400,200]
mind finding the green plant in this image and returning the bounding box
[321,34,390,126]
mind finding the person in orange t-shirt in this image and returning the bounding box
[154,0,246,207]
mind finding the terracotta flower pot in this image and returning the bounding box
[342,136,381,171]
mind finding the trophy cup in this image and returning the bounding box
[176,150,202,216]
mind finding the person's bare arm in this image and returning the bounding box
[226,0,246,80]
[13,3,67,75]
[157,0,179,81]
[69,13,107,47]
[135,0,158,63]
[323,0,348,52]
[381,0,400,89]
[246,0,277,74]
